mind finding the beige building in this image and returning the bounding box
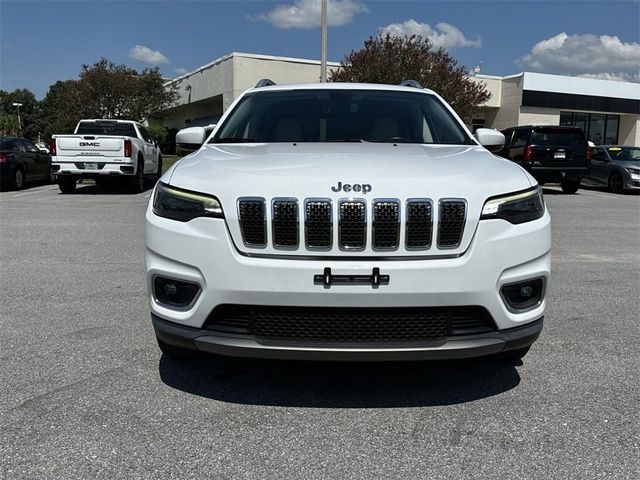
[472,72,640,145]
[162,52,339,130]
[162,52,640,146]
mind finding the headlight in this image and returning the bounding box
[152,182,223,222]
[480,187,544,224]
[625,167,640,175]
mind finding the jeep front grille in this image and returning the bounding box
[237,197,467,251]
[406,200,433,249]
[305,199,332,249]
[272,199,299,248]
[338,200,366,250]
[372,200,400,249]
[438,200,466,248]
[238,199,266,247]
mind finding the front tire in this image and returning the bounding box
[560,179,580,194]
[608,174,624,194]
[58,175,77,194]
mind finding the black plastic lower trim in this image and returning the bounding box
[152,314,543,361]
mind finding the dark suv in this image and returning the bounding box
[498,126,590,193]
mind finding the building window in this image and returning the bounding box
[560,111,620,144]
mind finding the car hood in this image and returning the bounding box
[167,143,534,257]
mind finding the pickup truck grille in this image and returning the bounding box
[237,197,466,252]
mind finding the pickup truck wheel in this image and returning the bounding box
[494,346,530,363]
[156,337,200,359]
[10,167,25,190]
[560,179,580,194]
[130,159,145,193]
[608,174,624,194]
[156,155,163,177]
[58,176,77,194]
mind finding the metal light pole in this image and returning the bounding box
[320,0,327,82]
[12,102,23,136]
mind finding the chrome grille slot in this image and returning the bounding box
[406,199,433,249]
[304,199,332,249]
[438,200,466,248]
[338,200,366,250]
[372,200,400,249]
[238,198,267,247]
[272,199,299,248]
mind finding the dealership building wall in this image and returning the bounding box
[160,52,339,130]
[472,72,640,145]
[161,52,640,146]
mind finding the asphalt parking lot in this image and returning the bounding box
[1,181,638,479]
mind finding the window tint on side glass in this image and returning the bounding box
[138,126,152,143]
[512,130,529,147]
[591,148,606,161]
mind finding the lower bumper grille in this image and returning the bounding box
[205,305,496,344]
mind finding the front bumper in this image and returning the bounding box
[145,198,551,359]
[153,314,543,361]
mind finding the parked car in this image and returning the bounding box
[146,80,550,363]
[498,125,590,194]
[587,145,640,193]
[0,136,53,190]
[50,119,162,194]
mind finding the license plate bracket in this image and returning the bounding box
[84,162,98,170]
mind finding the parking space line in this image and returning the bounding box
[579,191,621,199]
[11,187,58,198]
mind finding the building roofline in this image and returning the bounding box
[165,52,341,86]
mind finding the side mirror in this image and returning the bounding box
[475,128,505,153]
[176,126,207,152]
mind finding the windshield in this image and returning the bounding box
[531,129,586,147]
[76,121,137,137]
[212,89,473,145]
[607,146,640,161]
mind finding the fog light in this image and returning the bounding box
[501,278,544,312]
[153,276,200,309]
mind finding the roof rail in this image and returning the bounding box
[399,79,423,89]
[255,78,276,88]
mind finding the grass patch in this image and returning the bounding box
[162,155,183,174]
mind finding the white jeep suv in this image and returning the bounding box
[145,80,550,362]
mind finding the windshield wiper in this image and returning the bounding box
[214,138,258,143]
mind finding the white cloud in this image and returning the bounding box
[250,0,368,29]
[174,67,188,75]
[517,33,640,82]
[381,20,481,49]
[128,45,169,65]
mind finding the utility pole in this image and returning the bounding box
[12,102,23,136]
[320,0,327,82]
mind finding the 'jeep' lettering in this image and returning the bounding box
[331,182,372,194]
[79,142,100,147]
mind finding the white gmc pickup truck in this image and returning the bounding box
[146,80,551,363]
[51,119,162,193]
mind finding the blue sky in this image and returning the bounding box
[2,0,639,99]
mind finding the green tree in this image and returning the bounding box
[330,33,491,123]
[0,88,40,139]
[75,58,178,121]
[38,80,82,139]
